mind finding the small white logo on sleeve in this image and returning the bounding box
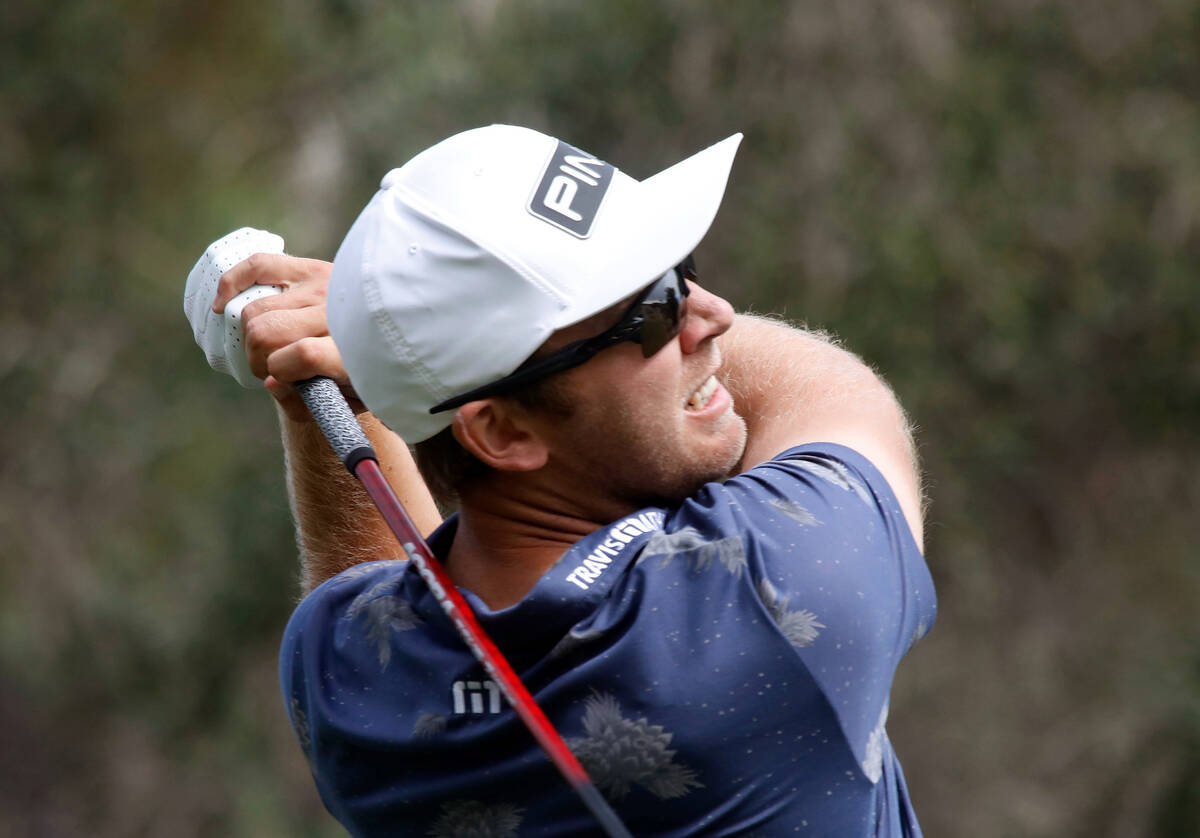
[564,511,665,590]
[452,679,502,714]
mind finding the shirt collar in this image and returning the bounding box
[403,509,666,665]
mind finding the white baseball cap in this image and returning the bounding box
[327,124,742,443]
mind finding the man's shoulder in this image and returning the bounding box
[734,441,888,491]
[285,559,413,636]
[670,442,903,536]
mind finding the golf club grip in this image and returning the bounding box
[294,377,377,472]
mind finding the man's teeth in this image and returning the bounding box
[686,376,719,410]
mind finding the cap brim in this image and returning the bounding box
[548,133,743,330]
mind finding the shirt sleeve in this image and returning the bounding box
[674,442,936,781]
[278,558,438,821]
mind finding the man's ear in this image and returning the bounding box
[452,399,549,472]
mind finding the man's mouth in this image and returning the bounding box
[685,375,720,411]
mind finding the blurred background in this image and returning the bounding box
[2,0,1198,835]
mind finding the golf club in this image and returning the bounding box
[294,376,633,838]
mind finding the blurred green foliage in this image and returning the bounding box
[2,0,1198,835]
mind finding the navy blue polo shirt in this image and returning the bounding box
[280,443,936,836]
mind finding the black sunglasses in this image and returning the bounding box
[429,255,696,414]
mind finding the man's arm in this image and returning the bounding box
[280,407,441,593]
[719,314,924,548]
[213,253,442,592]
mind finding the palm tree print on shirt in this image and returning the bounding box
[413,712,447,740]
[289,697,312,765]
[346,576,424,670]
[861,702,889,784]
[640,527,747,577]
[427,800,523,838]
[784,456,873,505]
[757,576,825,647]
[568,691,703,800]
[768,498,822,526]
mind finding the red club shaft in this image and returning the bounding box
[352,458,632,837]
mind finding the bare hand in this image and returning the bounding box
[213,254,363,422]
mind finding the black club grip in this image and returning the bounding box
[295,377,377,473]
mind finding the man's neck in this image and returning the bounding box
[446,474,636,609]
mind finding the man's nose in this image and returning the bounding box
[678,283,735,354]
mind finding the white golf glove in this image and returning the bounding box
[183,227,285,388]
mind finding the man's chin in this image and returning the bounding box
[646,443,749,508]
[717,414,750,479]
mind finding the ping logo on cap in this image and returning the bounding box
[528,141,614,238]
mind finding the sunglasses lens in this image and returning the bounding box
[640,308,674,357]
[636,271,688,357]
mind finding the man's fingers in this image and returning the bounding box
[213,254,332,313]
[265,377,314,423]
[239,281,328,322]
[213,253,289,313]
[243,306,329,379]
[267,374,368,422]
[267,336,349,385]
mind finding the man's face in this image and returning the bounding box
[528,280,747,510]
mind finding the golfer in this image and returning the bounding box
[201,125,935,836]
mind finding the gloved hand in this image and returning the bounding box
[183,227,285,388]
